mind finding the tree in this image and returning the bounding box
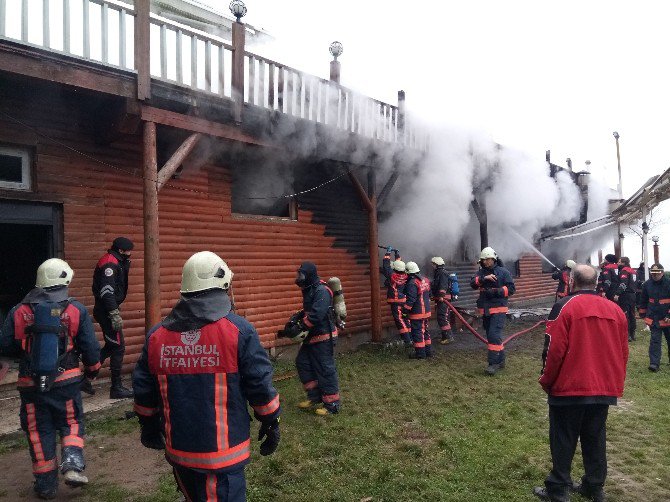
[627,207,668,260]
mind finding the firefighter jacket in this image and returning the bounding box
[1,287,101,391]
[616,266,637,303]
[539,291,628,400]
[382,253,407,303]
[297,262,337,343]
[551,267,570,298]
[92,249,130,312]
[402,274,431,319]
[431,266,454,302]
[132,289,280,473]
[597,263,618,299]
[638,277,670,328]
[470,264,516,315]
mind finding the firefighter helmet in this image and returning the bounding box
[431,257,445,266]
[480,247,497,260]
[392,260,406,272]
[650,263,665,276]
[180,251,233,293]
[566,260,576,269]
[406,261,420,274]
[36,259,74,289]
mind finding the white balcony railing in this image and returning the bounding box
[0,0,426,149]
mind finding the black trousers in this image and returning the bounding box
[545,404,609,496]
[617,299,636,339]
[93,303,125,377]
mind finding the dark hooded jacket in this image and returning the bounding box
[297,262,336,342]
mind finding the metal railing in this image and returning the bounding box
[0,0,426,148]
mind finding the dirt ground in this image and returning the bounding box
[0,429,172,501]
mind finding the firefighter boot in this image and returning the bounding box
[62,446,88,487]
[34,470,58,500]
[486,364,502,376]
[109,373,133,399]
[440,330,454,345]
[298,400,317,409]
[80,378,95,396]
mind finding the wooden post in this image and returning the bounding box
[367,168,382,342]
[330,60,341,84]
[614,224,622,258]
[653,242,660,264]
[231,21,246,122]
[134,0,150,101]
[397,90,406,140]
[143,121,161,329]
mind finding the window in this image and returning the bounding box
[0,146,31,191]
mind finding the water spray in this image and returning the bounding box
[507,227,558,270]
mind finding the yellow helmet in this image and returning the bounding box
[405,262,420,274]
[392,260,406,272]
[180,251,233,293]
[566,260,576,269]
[35,258,74,288]
[480,247,497,260]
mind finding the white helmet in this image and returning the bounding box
[36,258,74,288]
[566,260,576,269]
[180,251,234,294]
[405,261,420,274]
[392,260,406,272]
[431,257,445,266]
[480,247,497,260]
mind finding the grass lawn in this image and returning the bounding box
[1,321,668,501]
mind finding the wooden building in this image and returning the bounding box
[0,1,556,381]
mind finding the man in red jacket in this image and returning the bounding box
[533,265,628,502]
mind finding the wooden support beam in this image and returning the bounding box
[231,21,246,122]
[377,169,399,206]
[140,105,272,147]
[348,171,373,212]
[134,0,151,100]
[156,133,202,191]
[143,121,161,329]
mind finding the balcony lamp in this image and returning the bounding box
[229,0,247,22]
[652,235,660,244]
[329,41,343,60]
[613,131,620,140]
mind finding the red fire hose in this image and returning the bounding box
[442,298,545,347]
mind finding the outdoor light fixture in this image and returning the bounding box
[229,0,247,22]
[613,131,620,140]
[652,235,660,243]
[329,41,343,60]
[642,221,649,232]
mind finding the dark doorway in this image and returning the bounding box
[0,201,62,326]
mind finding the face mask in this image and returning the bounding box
[295,271,307,288]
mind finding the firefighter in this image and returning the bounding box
[402,262,432,359]
[597,254,618,300]
[1,259,100,499]
[89,237,133,399]
[382,247,410,346]
[613,257,638,342]
[470,247,516,375]
[132,251,280,501]
[638,263,670,372]
[431,256,459,345]
[551,260,575,301]
[295,261,340,415]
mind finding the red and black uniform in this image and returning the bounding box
[615,265,637,341]
[1,287,100,493]
[92,249,130,381]
[403,273,432,358]
[597,262,618,300]
[551,267,570,300]
[132,289,280,501]
[294,262,340,412]
[470,262,515,366]
[638,276,670,368]
[538,290,628,500]
[382,251,409,344]
[431,265,455,342]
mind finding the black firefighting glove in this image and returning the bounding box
[140,418,165,450]
[108,309,123,332]
[258,418,280,456]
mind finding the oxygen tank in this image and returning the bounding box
[328,277,347,324]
